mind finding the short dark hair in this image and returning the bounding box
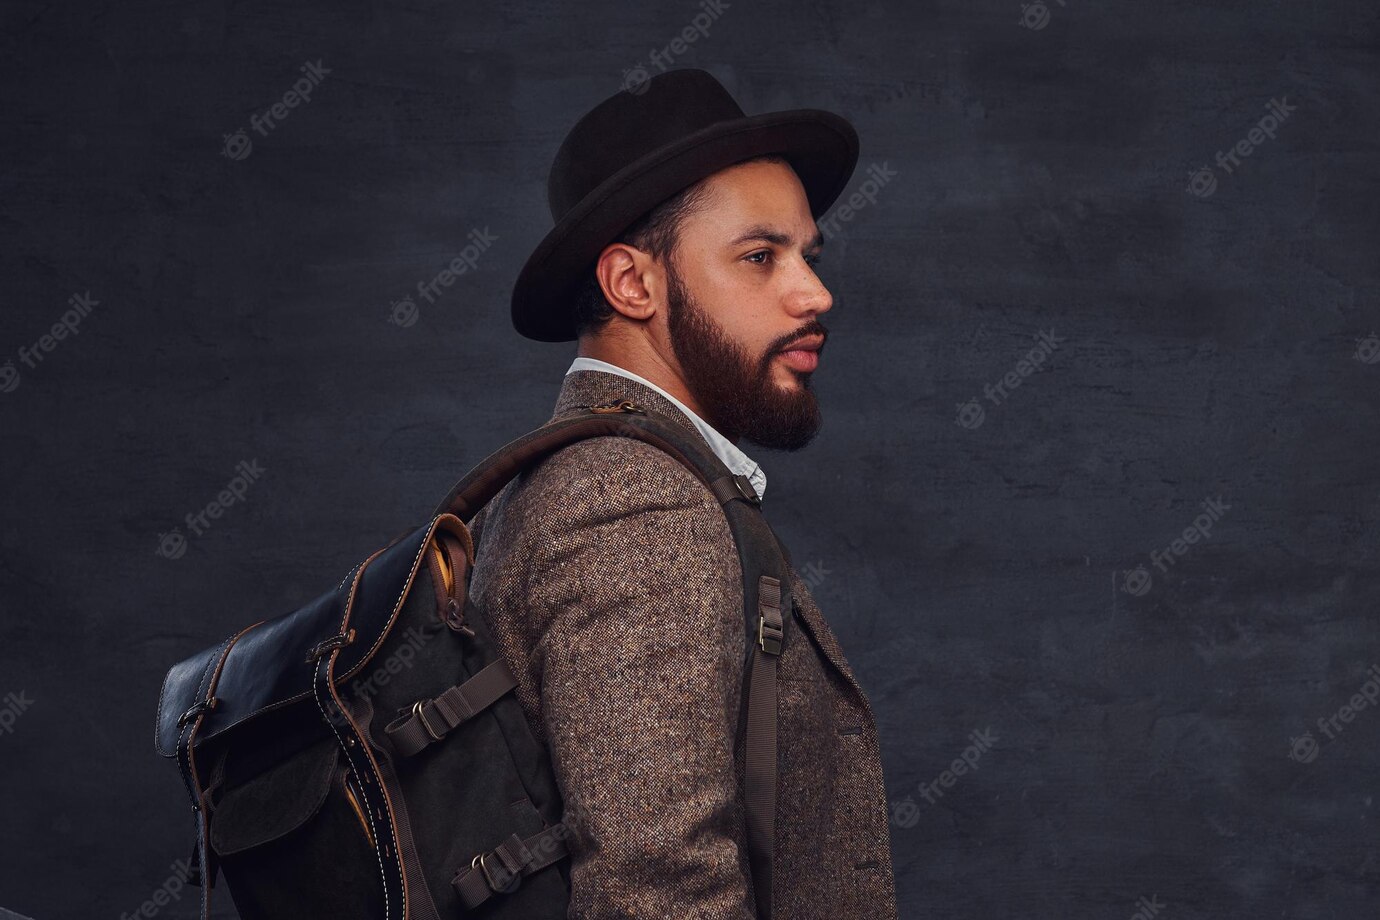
[569,153,790,339]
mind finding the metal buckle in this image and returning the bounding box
[411,700,444,742]
[733,474,761,505]
[472,850,522,894]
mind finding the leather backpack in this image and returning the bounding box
[154,398,796,919]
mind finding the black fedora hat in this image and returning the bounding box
[511,68,860,342]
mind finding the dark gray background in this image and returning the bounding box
[2,0,1377,917]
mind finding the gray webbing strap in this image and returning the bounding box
[745,574,783,916]
[451,823,571,908]
[384,658,518,757]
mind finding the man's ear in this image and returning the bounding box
[596,242,661,323]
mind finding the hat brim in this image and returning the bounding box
[511,108,860,342]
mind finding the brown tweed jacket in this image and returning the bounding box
[467,368,899,919]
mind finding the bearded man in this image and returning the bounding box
[468,67,900,919]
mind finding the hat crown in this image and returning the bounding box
[547,69,745,221]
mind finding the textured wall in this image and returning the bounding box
[1,1,1377,917]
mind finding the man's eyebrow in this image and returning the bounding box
[727,224,825,251]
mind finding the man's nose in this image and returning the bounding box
[791,259,832,317]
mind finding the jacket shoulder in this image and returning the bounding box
[471,432,738,573]
[512,432,724,521]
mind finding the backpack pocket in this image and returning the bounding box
[208,734,386,919]
[209,734,340,856]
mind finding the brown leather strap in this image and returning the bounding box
[354,692,444,920]
[175,621,263,920]
[312,555,443,920]
[451,823,571,908]
[383,658,518,757]
[435,411,731,522]
[745,574,783,916]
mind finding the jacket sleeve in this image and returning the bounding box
[522,436,758,919]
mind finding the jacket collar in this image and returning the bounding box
[551,365,693,430]
[551,360,767,501]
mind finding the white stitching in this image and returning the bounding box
[174,634,231,809]
[154,659,174,755]
[174,630,234,920]
[312,655,396,920]
[336,560,362,593]
[311,526,425,920]
[348,515,442,670]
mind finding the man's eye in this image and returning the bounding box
[746,251,822,268]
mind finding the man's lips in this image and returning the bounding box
[777,336,823,372]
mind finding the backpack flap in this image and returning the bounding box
[154,514,474,759]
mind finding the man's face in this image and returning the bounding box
[663,158,833,451]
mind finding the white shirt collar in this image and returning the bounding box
[565,356,766,501]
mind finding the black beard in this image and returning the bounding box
[664,259,826,451]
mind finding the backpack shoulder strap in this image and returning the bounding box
[432,397,788,918]
[431,398,763,520]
